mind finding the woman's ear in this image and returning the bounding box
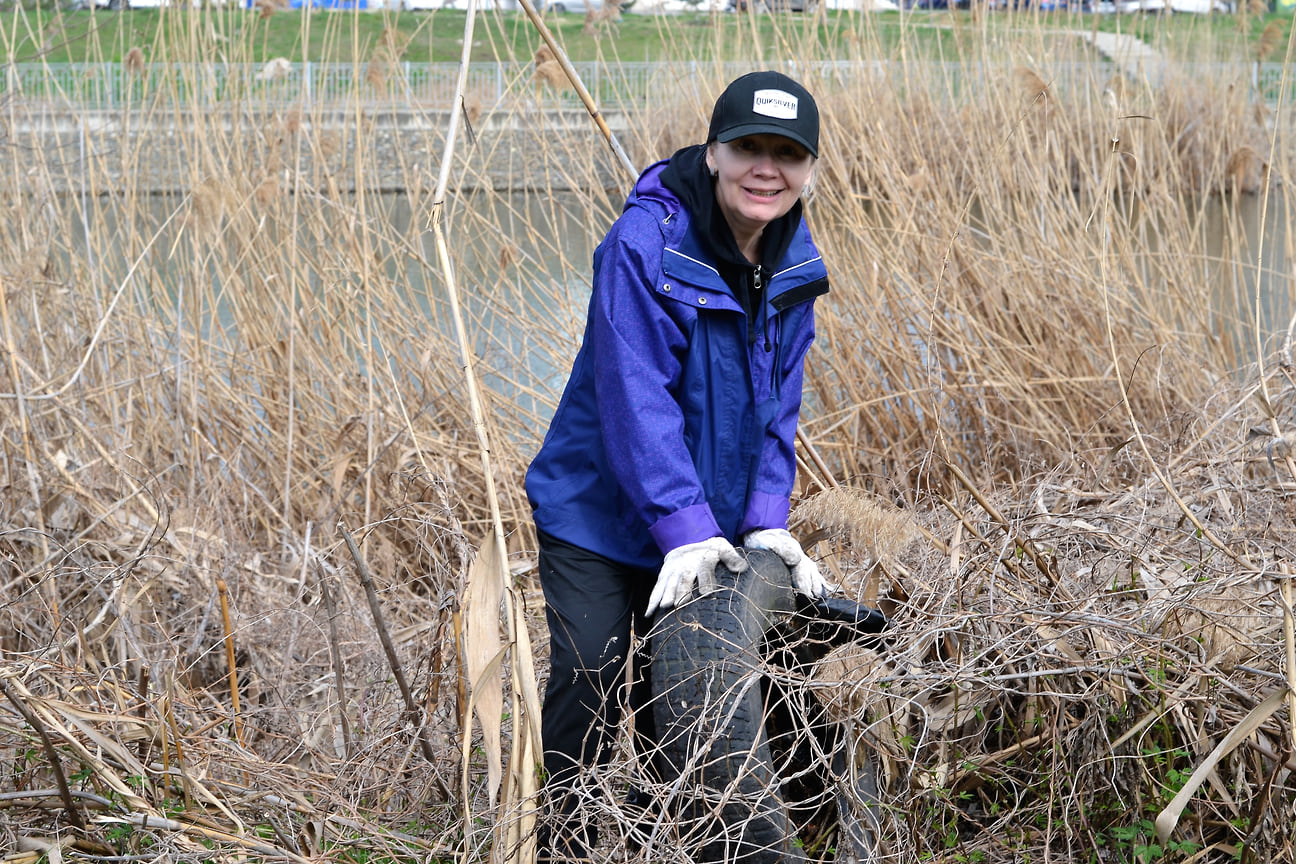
[801,164,818,201]
[705,143,717,177]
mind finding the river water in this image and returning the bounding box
[56,185,1292,427]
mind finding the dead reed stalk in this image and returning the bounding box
[216,578,244,750]
[0,678,84,831]
[429,7,543,861]
[341,522,439,767]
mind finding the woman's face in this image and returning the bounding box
[706,134,816,243]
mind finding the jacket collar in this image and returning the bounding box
[626,156,828,304]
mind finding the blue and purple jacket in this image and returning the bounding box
[525,159,829,569]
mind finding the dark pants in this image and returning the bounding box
[537,530,659,860]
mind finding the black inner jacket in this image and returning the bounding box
[659,144,804,344]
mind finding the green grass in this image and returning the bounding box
[1,6,1288,65]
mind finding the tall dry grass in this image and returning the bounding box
[2,6,1295,864]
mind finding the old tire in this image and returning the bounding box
[648,548,806,864]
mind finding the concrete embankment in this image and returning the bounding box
[1076,30,1165,82]
[7,105,637,195]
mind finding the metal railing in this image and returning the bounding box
[3,60,678,111]
[3,60,1290,111]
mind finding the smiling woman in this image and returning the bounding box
[524,68,833,863]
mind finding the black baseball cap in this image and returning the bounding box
[707,71,820,158]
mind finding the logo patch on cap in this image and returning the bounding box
[751,89,798,120]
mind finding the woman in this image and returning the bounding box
[525,70,832,861]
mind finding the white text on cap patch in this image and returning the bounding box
[752,89,798,120]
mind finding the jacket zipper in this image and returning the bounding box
[754,266,772,352]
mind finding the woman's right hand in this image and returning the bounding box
[646,537,747,617]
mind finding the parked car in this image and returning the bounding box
[537,0,605,11]
[80,0,233,8]
[415,0,601,8]
[241,0,376,7]
[629,0,725,10]
[401,0,469,9]
[1090,0,1232,10]
[729,0,815,10]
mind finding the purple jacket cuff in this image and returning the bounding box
[650,503,723,554]
[738,491,790,537]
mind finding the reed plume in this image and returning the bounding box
[533,46,568,90]
[583,2,621,36]
[366,58,389,91]
[1014,65,1049,103]
[124,46,145,78]
[1255,21,1283,62]
[1226,144,1265,194]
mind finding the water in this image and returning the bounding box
[57,188,606,423]
[1200,192,1293,364]
[54,186,1291,430]
[1093,189,1294,367]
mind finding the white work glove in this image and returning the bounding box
[743,528,834,599]
[646,537,747,617]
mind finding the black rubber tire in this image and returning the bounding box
[649,548,807,864]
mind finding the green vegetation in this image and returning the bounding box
[1,6,1289,65]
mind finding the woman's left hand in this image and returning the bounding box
[743,529,835,599]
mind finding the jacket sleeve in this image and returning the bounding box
[590,217,722,555]
[739,299,817,537]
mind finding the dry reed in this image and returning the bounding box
[1,7,1294,864]
[533,45,570,90]
[123,47,145,78]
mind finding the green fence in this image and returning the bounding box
[3,60,1290,111]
